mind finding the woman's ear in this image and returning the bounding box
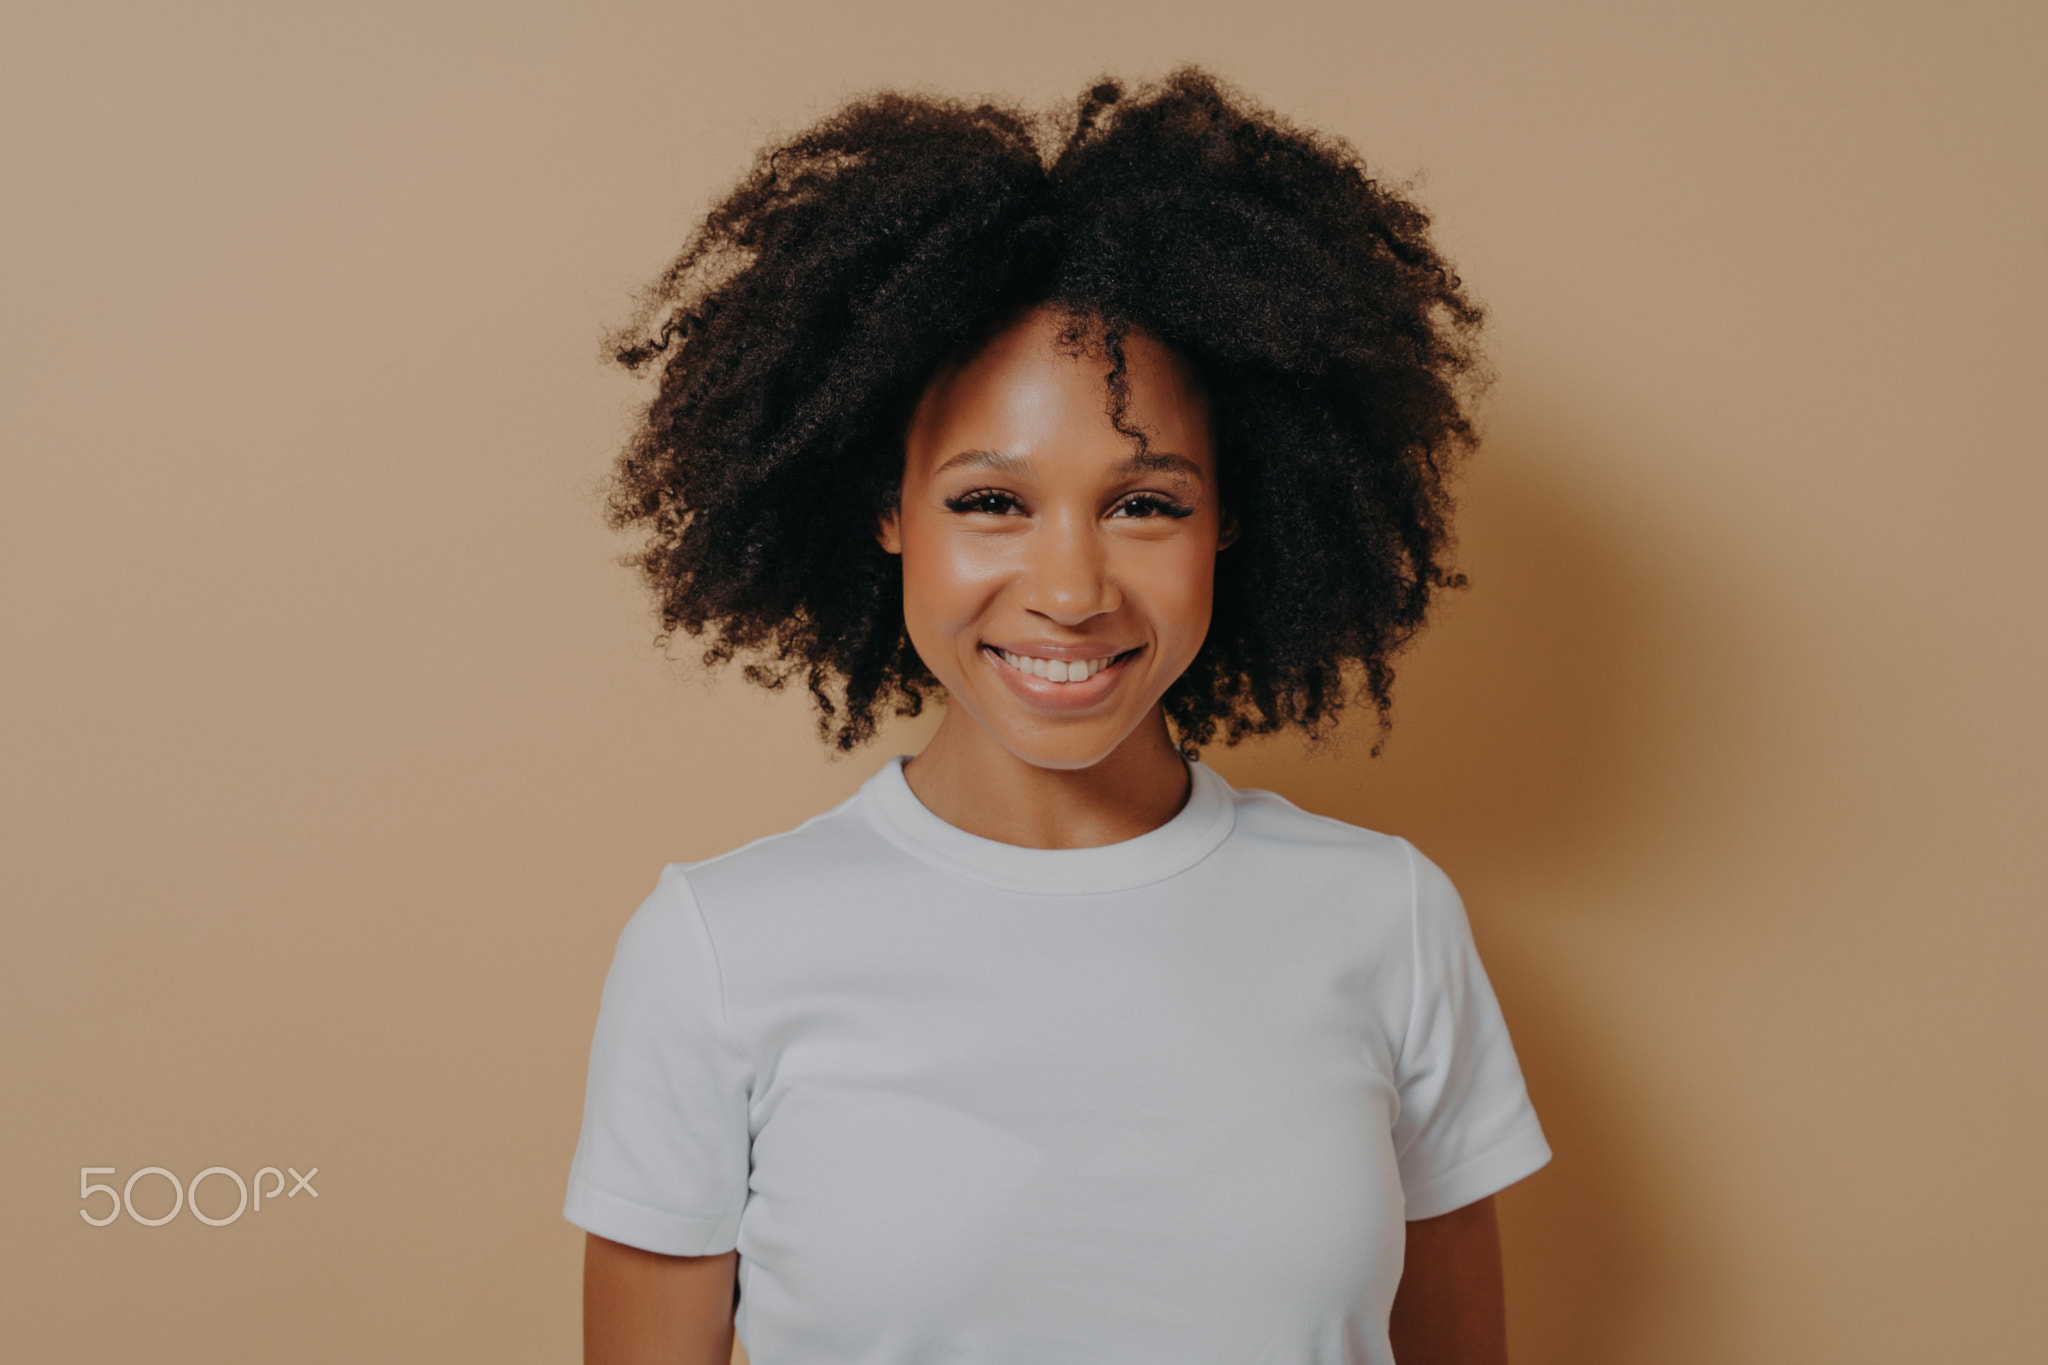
[1217,508,1240,551]
[876,507,904,555]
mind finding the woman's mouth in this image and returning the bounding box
[987,646,1137,683]
[980,643,1143,710]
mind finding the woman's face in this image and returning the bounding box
[878,304,1233,771]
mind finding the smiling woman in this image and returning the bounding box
[567,68,1546,1365]
[878,305,1233,842]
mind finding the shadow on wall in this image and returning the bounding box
[1211,417,1730,1362]
[1215,426,1670,876]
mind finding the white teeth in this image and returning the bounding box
[995,649,1121,683]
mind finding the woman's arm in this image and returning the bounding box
[1387,1195,1508,1365]
[583,1234,737,1365]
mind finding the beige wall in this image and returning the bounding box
[4,1,2043,1360]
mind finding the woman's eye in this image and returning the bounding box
[1111,494,1194,520]
[944,489,1022,516]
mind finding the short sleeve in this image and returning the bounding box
[1390,840,1552,1220]
[563,864,754,1254]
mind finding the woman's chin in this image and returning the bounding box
[996,737,1130,772]
[975,709,1174,775]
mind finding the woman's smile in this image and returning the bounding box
[981,642,1145,709]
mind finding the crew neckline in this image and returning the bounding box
[858,754,1237,896]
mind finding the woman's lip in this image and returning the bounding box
[981,641,1140,663]
[980,643,1142,710]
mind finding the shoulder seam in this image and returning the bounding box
[1396,835,1424,1106]
[661,866,737,1050]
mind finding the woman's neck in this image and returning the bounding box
[901,707,1192,850]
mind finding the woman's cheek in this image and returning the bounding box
[1144,541,1218,674]
[902,526,1011,657]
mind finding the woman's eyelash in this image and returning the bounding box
[943,489,1023,515]
[942,489,1194,519]
[1112,493,1194,519]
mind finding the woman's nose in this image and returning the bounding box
[1018,512,1119,625]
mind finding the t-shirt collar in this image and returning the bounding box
[858,753,1236,895]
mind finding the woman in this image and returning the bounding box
[566,69,1549,1364]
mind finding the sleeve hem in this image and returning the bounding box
[563,1175,742,1256]
[1401,1119,1553,1221]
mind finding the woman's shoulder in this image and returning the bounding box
[1207,768,1470,908]
[656,784,890,906]
[1212,768,1416,861]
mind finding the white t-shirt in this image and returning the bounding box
[565,755,1549,1364]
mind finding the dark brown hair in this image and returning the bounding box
[603,67,1486,751]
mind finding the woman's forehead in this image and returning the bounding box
[906,307,1213,478]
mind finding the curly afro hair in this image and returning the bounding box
[602,67,1487,753]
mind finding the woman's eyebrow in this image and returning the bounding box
[933,448,1027,477]
[932,448,1205,482]
[1112,450,1204,482]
